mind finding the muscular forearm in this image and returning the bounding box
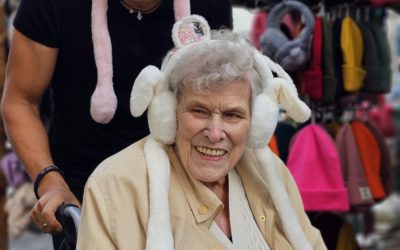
[2,101,53,180]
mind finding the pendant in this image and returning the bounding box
[137,11,143,20]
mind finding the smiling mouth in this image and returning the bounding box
[195,146,227,156]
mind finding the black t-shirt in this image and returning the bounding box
[14,0,232,188]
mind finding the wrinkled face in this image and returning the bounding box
[175,79,252,185]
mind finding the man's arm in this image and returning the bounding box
[1,29,80,233]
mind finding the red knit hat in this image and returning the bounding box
[304,16,323,101]
[371,0,400,6]
[287,124,349,211]
[351,121,386,200]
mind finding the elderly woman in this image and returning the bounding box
[77,15,326,250]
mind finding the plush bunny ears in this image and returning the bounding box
[90,0,191,124]
[130,14,311,148]
[247,50,311,148]
[253,50,311,123]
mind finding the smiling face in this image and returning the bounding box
[175,79,252,185]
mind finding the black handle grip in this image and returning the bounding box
[55,204,81,249]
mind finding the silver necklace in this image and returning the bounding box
[119,0,163,20]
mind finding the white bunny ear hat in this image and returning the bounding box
[90,0,191,124]
[129,4,312,250]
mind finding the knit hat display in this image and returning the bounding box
[90,0,190,124]
[340,16,366,92]
[332,17,346,98]
[351,121,386,200]
[324,120,341,140]
[304,16,323,101]
[358,20,390,94]
[365,121,394,195]
[357,20,378,93]
[129,9,313,250]
[368,18,392,94]
[321,16,337,103]
[368,101,396,138]
[287,124,349,212]
[336,123,374,210]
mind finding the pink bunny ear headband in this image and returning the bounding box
[90,0,190,123]
[128,3,312,250]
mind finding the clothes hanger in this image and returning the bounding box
[345,3,351,17]
[317,1,326,17]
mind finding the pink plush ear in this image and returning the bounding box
[90,0,117,124]
[174,0,190,21]
[90,0,191,124]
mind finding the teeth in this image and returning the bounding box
[196,146,226,156]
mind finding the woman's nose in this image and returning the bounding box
[203,114,226,143]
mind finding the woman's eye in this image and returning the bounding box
[192,109,209,117]
[223,112,241,120]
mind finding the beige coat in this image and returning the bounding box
[77,138,326,250]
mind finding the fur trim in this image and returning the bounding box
[253,50,274,89]
[171,15,211,49]
[90,0,117,124]
[247,94,278,148]
[144,137,174,250]
[255,148,312,250]
[148,92,177,145]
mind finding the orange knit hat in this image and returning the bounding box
[268,133,280,156]
[351,121,385,199]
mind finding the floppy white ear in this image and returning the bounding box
[253,51,274,89]
[272,77,311,123]
[263,56,311,123]
[130,66,165,117]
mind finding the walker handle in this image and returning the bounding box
[55,204,81,249]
